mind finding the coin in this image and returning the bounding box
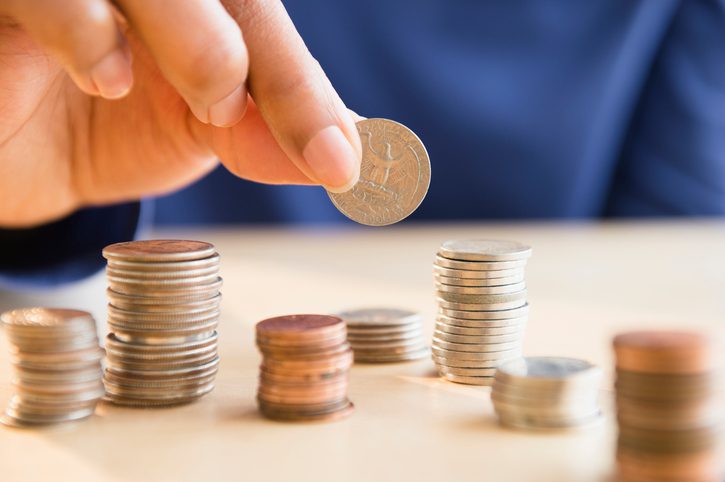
[434,256,527,271]
[256,314,353,422]
[338,307,428,364]
[434,322,524,336]
[438,240,532,262]
[433,265,524,279]
[327,118,430,226]
[433,273,525,287]
[436,298,527,311]
[102,240,222,407]
[438,304,529,320]
[1,308,104,427]
[435,282,526,295]
[613,331,713,374]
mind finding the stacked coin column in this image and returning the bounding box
[0,308,104,426]
[256,315,354,422]
[614,331,722,482]
[432,240,531,385]
[491,357,602,430]
[102,240,222,407]
[338,308,428,363]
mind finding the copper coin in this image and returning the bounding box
[102,240,216,262]
[616,447,720,481]
[613,331,713,374]
[256,314,345,340]
[259,400,354,422]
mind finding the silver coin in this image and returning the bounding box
[436,282,526,295]
[433,265,524,279]
[107,271,220,288]
[433,330,523,344]
[438,240,532,262]
[434,256,527,271]
[431,345,522,361]
[491,392,600,417]
[347,326,422,338]
[106,264,219,280]
[437,298,527,311]
[108,305,220,323]
[492,379,600,402]
[337,307,421,328]
[436,365,498,377]
[102,240,216,263]
[107,277,222,297]
[494,408,603,430]
[432,337,522,353]
[327,118,430,226]
[439,372,494,386]
[432,355,502,369]
[106,253,220,272]
[436,289,527,304]
[435,321,524,336]
[438,304,529,320]
[495,357,602,389]
[434,273,525,287]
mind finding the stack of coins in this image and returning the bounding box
[614,331,722,482]
[337,308,428,363]
[432,239,531,385]
[256,315,354,422]
[0,308,104,426]
[491,357,602,430]
[102,240,222,407]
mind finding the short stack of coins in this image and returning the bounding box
[0,308,104,426]
[102,240,222,407]
[337,308,428,363]
[491,357,602,430]
[614,331,723,482]
[256,315,354,421]
[432,239,531,385]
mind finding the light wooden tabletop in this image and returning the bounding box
[1,221,723,482]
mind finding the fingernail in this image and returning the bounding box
[90,49,133,99]
[208,84,247,127]
[303,125,360,192]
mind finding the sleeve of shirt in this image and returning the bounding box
[0,201,152,290]
[606,0,725,216]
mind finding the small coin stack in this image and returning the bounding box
[491,357,602,430]
[337,308,428,363]
[432,239,531,385]
[102,240,222,407]
[0,308,104,426]
[614,331,723,482]
[256,315,354,422]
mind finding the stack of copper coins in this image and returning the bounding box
[102,240,222,407]
[0,308,104,426]
[256,315,354,421]
[614,331,722,482]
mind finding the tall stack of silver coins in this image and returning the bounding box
[491,357,602,429]
[337,308,428,363]
[0,308,104,426]
[102,240,222,407]
[432,240,530,385]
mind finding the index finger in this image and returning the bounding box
[222,0,362,192]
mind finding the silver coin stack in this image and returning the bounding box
[337,308,428,363]
[0,308,104,426]
[432,239,531,385]
[491,357,602,430]
[102,240,222,407]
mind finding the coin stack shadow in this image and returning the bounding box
[256,315,354,421]
[102,240,222,407]
[491,357,602,430]
[0,308,105,426]
[432,240,531,385]
[338,308,428,363]
[614,331,723,482]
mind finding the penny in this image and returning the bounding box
[103,240,216,263]
[327,118,430,226]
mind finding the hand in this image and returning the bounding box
[0,0,362,227]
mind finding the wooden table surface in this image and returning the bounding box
[1,221,723,482]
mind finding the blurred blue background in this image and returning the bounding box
[156,0,725,224]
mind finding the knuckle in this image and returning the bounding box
[184,38,247,94]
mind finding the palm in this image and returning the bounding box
[0,26,307,227]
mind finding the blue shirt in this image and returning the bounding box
[2,0,725,287]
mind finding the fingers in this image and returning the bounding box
[193,98,313,185]
[117,0,248,128]
[224,0,362,192]
[1,0,132,98]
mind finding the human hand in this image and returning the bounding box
[0,0,362,227]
